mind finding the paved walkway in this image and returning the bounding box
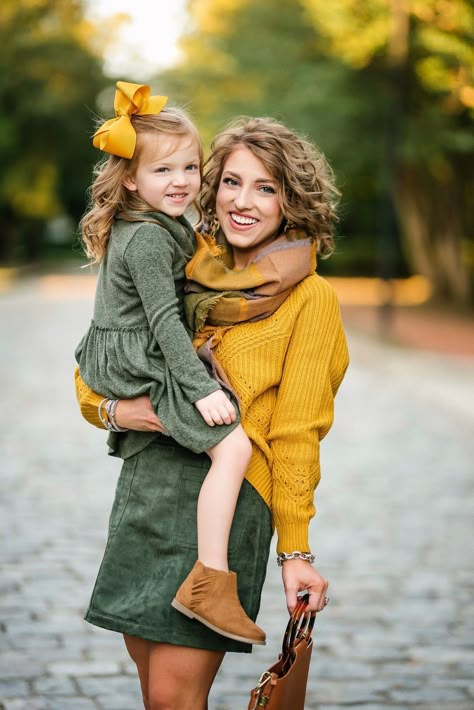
[1,274,473,709]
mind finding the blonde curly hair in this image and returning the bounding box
[201,116,340,256]
[80,108,202,264]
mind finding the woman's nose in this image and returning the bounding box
[233,187,252,211]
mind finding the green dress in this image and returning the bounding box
[75,211,238,456]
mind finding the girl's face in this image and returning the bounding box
[216,146,283,269]
[123,133,201,217]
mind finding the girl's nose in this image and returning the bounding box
[172,171,189,185]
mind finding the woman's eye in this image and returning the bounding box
[223,177,238,186]
[260,185,276,194]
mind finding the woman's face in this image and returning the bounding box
[216,146,283,269]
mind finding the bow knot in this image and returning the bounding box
[93,81,168,159]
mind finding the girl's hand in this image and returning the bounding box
[195,389,236,426]
[115,396,165,432]
[281,558,329,614]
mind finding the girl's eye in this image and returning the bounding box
[155,167,168,173]
[186,163,199,171]
[223,177,239,187]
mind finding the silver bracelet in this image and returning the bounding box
[97,398,128,432]
[277,551,316,566]
[98,398,110,430]
[106,398,129,432]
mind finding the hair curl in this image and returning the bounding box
[201,116,340,257]
[80,108,202,264]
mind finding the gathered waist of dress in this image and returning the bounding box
[90,320,150,333]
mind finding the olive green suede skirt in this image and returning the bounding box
[85,436,272,653]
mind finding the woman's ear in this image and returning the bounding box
[123,175,137,191]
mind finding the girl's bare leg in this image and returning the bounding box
[199,424,252,570]
[172,425,264,644]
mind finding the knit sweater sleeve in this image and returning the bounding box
[268,278,349,553]
[124,225,220,403]
[74,366,106,429]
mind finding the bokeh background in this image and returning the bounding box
[1,2,474,709]
[1,0,473,319]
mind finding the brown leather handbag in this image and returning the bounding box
[248,594,316,710]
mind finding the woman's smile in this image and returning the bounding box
[229,212,259,227]
[216,146,283,268]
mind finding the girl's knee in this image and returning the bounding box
[209,425,252,465]
[233,425,252,463]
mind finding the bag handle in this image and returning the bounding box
[282,593,316,656]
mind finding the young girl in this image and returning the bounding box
[75,81,264,645]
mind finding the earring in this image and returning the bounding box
[283,220,295,234]
[207,213,221,239]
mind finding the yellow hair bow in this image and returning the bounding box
[92,81,168,159]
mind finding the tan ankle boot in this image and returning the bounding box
[171,561,266,645]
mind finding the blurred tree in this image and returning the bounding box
[160,0,410,281]
[0,0,111,263]
[302,0,474,304]
[162,0,473,305]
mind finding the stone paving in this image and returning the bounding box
[1,274,473,710]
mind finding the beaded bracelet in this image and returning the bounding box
[276,551,316,566]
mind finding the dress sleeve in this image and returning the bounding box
[124,225,220,403]
[268,280,349,553]
[74,366,106,429]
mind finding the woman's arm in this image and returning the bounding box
[74,367,164,432]
[268,278,349,611]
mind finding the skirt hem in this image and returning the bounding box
[84,607,252,654]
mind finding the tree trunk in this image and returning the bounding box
[395,166,473,307]
[0,209,18,264]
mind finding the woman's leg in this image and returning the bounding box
[123,634,152,710]
[147,643,225,710]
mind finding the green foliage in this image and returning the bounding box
[0,0,109,262]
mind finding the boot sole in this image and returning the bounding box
[171,598,266,645]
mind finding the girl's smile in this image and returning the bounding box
[123,134,201,217]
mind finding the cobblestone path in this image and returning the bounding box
[1,275,473,709]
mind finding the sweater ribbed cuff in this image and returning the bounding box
[276,523,310,555]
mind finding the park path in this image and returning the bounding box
[0,273,473,709]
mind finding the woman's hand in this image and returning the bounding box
[115,396,166,432]
[281,558,328,614]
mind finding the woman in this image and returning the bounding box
[75,116,349,709]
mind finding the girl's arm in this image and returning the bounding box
[268,277,349,611]
[124,225,221,404]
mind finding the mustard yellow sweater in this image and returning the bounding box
[75,274,349,553]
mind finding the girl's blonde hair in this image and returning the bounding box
[80,107,202,264]
[201,116,340,256]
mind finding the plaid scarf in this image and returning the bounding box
[184,230,317,383]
